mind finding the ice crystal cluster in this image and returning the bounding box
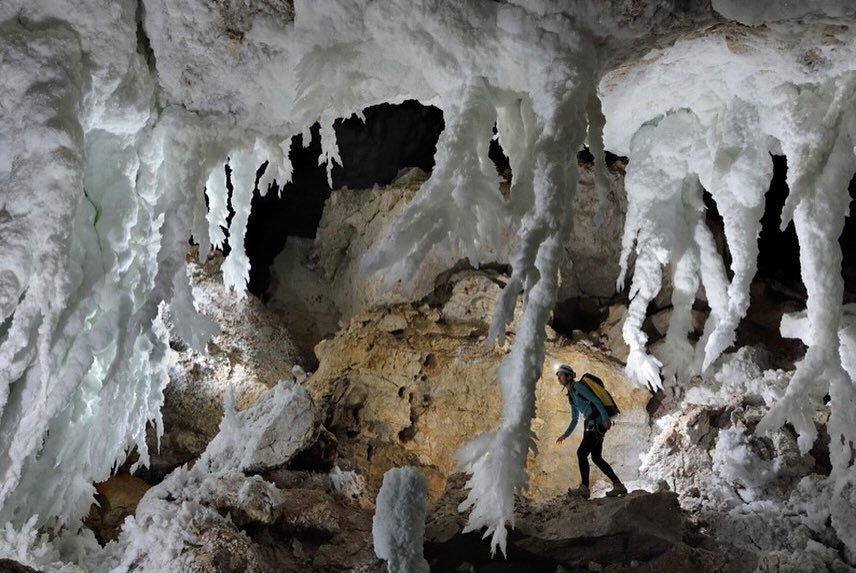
[1,0,856,563]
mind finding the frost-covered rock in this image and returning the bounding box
[152,253,304,474]
[202,380,319,474]
[640,386,848,570]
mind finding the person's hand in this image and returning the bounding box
[556,435,566,444]
[604,419,613,430]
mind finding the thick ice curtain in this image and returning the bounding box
[0,18,174,526]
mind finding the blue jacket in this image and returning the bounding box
[560,380,609,439]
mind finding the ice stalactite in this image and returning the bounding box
[695,104,771,371]
[0,16,173,527]
[616,104,773,388]
[757,75,856,488]
[362,80,505,286]
[617,113,702,390]
[457,76,599,556]
[603,26,856,554]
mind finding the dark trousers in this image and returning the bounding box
[577,425,620,486]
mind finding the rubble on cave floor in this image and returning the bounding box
[425,474,730,573]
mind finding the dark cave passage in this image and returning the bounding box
[241,100,445,297]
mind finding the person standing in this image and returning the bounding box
[555,364,627,499]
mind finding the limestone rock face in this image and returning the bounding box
[314,169,430,319]
[85,474,151,543]
[559,157,628,301]
[151,252,304,476]
[307,304,651,502]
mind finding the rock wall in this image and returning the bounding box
[559,156,628,301]
[314,168,432,319]
[306,296,652,502]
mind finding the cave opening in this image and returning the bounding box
[241,100,446,297]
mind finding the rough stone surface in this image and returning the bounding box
[314,168,432,319]
[150,251,303,476]
[266,237,341,366]
[0,559,44,573]
[85,474,151,543]
[306,304,652,502]
[597,304,631,362]
[242,382,319,473]
[559,157,628,301]
[184,521,278,573]
[424,474,729,572]
[440,269,522,332]
[640,400,844,572]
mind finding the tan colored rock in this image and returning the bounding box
[439,269,526,335]
[184,521,277,573]
[598,304,630,362]
[307,306,651,503]
[276,488,341,535]
[85,474,151,543]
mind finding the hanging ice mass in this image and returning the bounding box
[1,0,856,566]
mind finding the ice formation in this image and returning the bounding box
[601,14,856,537]
[372,467,430,573]
[2,0,856,564]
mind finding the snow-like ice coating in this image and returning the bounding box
[372,467,430,573]
[1,0,856,564]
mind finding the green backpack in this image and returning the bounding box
[575,373,621,419]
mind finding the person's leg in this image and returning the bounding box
[576,429,595,486]
[588,427,621,484]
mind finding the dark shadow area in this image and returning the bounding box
[242,100,446,297]
[756,155,803,295]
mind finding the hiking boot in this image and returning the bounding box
[567,484,590,498]
[606,483,627,497]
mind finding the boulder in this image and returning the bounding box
[184,522,277,573]
[202,380,320,474]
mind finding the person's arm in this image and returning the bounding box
[576,380,610,423]
[556,397,579,443]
